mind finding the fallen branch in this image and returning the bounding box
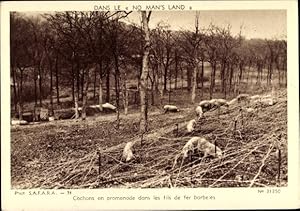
[249,143,274,187]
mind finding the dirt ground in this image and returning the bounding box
[11,89,287,189]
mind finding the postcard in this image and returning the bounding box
[1,0,299,210]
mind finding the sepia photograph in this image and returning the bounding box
[2,0,300,210]
[9,9,289,190]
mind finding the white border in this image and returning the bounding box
[1,1,299,210]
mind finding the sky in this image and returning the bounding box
[23,10,287,40]
[124,10,287,40]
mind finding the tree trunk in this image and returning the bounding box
[239,62,243,83]
[233,71,238,95]
[250,64,254,85]
[81,69,90,120]
[168,65,171,104]
[209,63,216,99]
[140,11,151,133]
[256,62,260,85]
[197,66,201,89]
[18,67,24,120]
[38,64,42,107]
[221,60,226,93]
[81,70,84,101]
[181,65,184,92]
[114,62,120,128]
[158,63,164,105]
[76,61,80,101]
[55,54,60,105]
[277,62,281,86]
[152,65,157,106]
[187,67,192,91]
[201,60,204,98]
[269,60,273,85]
[238,62,244,93]
[174,53,178,90]
[247,62,251,85]
[260,63,263,85]
[74,91,79,119]
[71,62,75,103]
[138,58,143,90]
[163,66,167,92]
[151,80,155,106]
[106,68,110,103]
[229,64,234,93]
[49,57,54,116]
[266,63,270,86]
[224,62,229,99]
[122,71,128,115]
[93,65,97,101]
[98,61,103,111]
[135,64,141,105]
[245,65,249,89]
[191,62,198,103]
[33,70,37,108]
[12,67,18,116]
[74,60,80,119]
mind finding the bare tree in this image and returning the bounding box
[81,67,90,120]
[205,24,220,99]
[140,11,152,133]
[191,12,200,103]
[216,24,241,98]
[10,12,33,119]
[178,11,202,103]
